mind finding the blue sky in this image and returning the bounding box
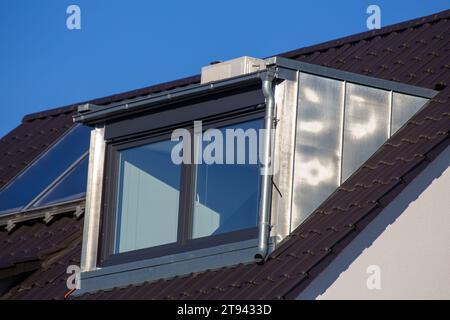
[0,1,448,137]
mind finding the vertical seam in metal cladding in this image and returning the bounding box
[289,71,300,234]
[338,80,347,185]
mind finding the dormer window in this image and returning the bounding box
[74,56,435,295]
[100,116,263,266]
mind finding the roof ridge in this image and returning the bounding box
[279,9,450,59]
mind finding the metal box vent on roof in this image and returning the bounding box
[201,56,266,84]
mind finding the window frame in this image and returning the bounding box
[99,107,265,267]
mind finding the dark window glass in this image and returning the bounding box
[31,156,88,208]
[0,125,91,214]
[115,139,181,253]
[192,119,262,238]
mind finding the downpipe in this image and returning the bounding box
[255,72,276,263]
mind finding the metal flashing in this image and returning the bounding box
[75,238,273,295]
[267,56,438,98]
[74,72,266,124]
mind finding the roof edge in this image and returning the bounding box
[279,9,450,59]
[22,75,201,123]
[22,105,78,123]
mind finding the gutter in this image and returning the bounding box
[255,71,277,263]
[74,73,264,125]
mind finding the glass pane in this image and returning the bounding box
[0,124,91,214]
[392,93,428,134]
[32,156,88,207]
[192,118,262,239]
[342,83,390,182]
[293,73,344,226]
[115,139,181,253]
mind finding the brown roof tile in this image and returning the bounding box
[0,214,83,300]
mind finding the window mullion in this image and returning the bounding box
[177,128,196,245]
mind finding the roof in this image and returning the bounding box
[0,9,449,300]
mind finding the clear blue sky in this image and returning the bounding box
[0,0,448,137]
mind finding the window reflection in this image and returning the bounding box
[115,139,181,253]
[299,158,334,186]
[342,83,390,182]
[348,113,377,138]
[294,73,344,225]
[299,121,324,134]
[192,119,262,239]
[303,87,321,103]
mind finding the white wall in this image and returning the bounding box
[298,145,450,300]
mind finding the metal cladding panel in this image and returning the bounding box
[292,73,344,228]
[392,93,429,134]
[270,75,299,241]
[342,83,391,182]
